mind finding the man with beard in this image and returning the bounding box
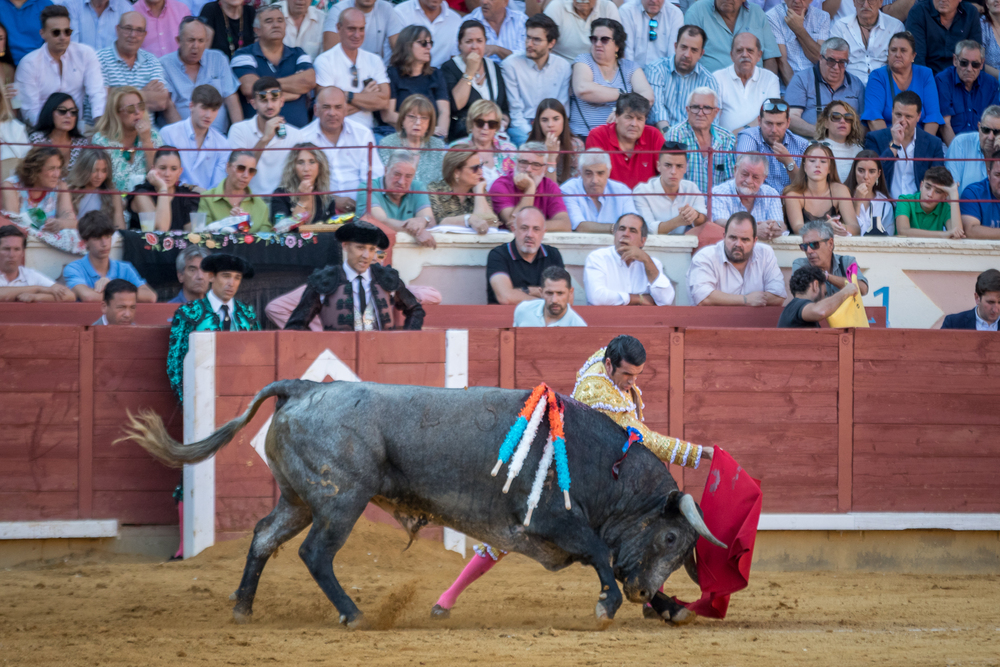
[642,24,719,133]
[779,265,859,329]
[227,77,302,194]
[687,211,786,306]
[584,213,675,306]
[512,266,586,327]
[486,207,565,305]
[709,153,785,241]
[713,33,780,134]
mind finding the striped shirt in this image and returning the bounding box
[663,121,736,193]
[642,55,719,127]
[734,125,808,192]
[97,46,167,89]
[458,7,528,63]
[708,179,783,225]
[569,53,638,137]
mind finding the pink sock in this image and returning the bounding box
[435,551,501,609]
[173,501,184,559]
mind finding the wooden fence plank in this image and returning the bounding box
[838,332,853,513]
[0,325,80,359]
[275,331,355,380]
[0,492,79,521]
[684,329,841,361]
[854,328,1000,363]
[684,392,838,423]
[0,358,79,392]
[214,332,276,367]
[93,357,174,393]
[468,329,499,387]
[216,366,280,396]
[669,331,684,492]
[685,360,839,392]
[854,392,1000,425]
[1,459,79,492]
[216,497,275,533]
[79,329,94,519]
[0,393,78,426]
[92,491,176,524]
[0,425,79,460]
[499,329,514,389]
[853,360,1000,394]
[93,326,169,359]
[91,458,178,492]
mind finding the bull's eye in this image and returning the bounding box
[665,532,677,546]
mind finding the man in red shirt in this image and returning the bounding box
[585,93,663,189]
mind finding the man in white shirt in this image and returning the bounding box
[323,0,402,63]
[461,0,528,63]
[97,11,175,118]
[830,0,904,86]
[57,0,133,52]
[632,141,707,235]
[766,0,829,86]
[15,4,106,128]
[159,84,230,189]
[686,211,787,306]
[513,266,588,327]
[393,0,463,67]
[299,86,385,214]
[584,213,675,306]
[314,7,389,129]
[227,76,303,194]
[619,0,684,67]
[543,0,620,63]
[562,149,637,233]
[277,0,325,59]
[0,226,75,303]
[713,33,780,133]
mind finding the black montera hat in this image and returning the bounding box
[201,253,255,279]
[335,219,390,249]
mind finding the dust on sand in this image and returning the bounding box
[1,519,997,667]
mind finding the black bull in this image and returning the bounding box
[121,380,725,627]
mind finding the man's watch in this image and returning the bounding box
[890,143,902,151]
[784,161,795,172]
[347,91,354,105]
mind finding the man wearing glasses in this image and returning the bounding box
[904,0,981,75]
[786,37,864,139]
[946,106,1000,191]
[735,97,807,192]
[936,41,999,146]
[227,76,303,194]
[664,86,736,193]
[766,0,829,87]
[829,0,904,86]
[57,0,134,53]
[618,0,683,68]
[488,141,571,231]
[792,220,870,300]
[541,0,621,63]
[97,12,176,120]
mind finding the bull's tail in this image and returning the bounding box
[115,380,309,468]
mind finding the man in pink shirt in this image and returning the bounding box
[134,0,191,58]
[488,141,571,231]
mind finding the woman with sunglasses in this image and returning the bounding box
[427,143,497,234]
[861,31,942,135]
[198,150,270,232]
[2,146,77,233]
[844,149,895,236]
[378,94,447,185]
[28,93,89,172]
[92,86,164,192]
[0,75,27,182]
[569,18,654,138]
[380,26,450,140]
[442,20,510,143]
[526,98,584,184]
[449,99,516,187]
[126,147,201,231]
[270,143,334,226]
[783,142,860,236]
[815,101,864,183]
[67,148,125,229]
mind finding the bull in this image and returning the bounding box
[121,379,724,628]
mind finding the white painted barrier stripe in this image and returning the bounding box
[757,513,1000,531]
[443,330,470,558]
[183,331,216,559]
[0,520,118,540]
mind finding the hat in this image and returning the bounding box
[335,220,390,249]
[201,253,255,279]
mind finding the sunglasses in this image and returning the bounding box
[416,39,434,48]
[234,164,258,176]
[829,111,855,122]
[798,241,827,251]
[255,90,282,101]
[180,15,209,26]
[762,99,789,113]
[54,106,78,116]
[589,35,614,45]
[49,28,73,37]
[468,163,483,173]
[958,57,983,69]
[981,125,1000,136]
[822,56,848,67]
[350,64,358,88]
[473,118,501,130]
[118,102,146,114]
[648,18,658,43]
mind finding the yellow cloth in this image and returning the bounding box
[570,348,702,469]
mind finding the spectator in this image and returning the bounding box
[58,0,133,53]
[380,25,450,140]
[585,93,662,189]
[792,219,870,298]
[354,150,436,248]
[168,244,210,303]
[784,143,860,235]
[15,5,106,129]
[197,150,270,232]
[815,101,864,182]
[864,90,946,199]
[633,141,708,236]
[779,264,860,328]
[683,0,780,73]
[709,152,785,240]
[486,205,564,304]
[393,0,464,68]
[502,14,570,148]
[767,0,828,86]
[323,0,402,63]
[97,12,175,120]
[663,86,736,193]
[713,32,780,134]
[427,143,497,232]
[0,79,28,180]
[543,0,621,64]
[159,84,229,189]
[941,268,1000,330]
[584,212,675,306]
[643,25,720,134]
[27,93,89,171]
[449,99,515,186]
[561,148,637,233]
[894,165,966,238]
[905,0,980,75]
[527,98,584,184]
[845,149,895,236]
[936,40,999,146]
[92,86,164,191]
[513,265,587,326]
[0,0,49,64]
[227,77,301,195]
[0,21,13,90]
[378,94,447,185]
[830,0,905,86]
[461,0,527,63]
[786,37,865,139]
[686,211,786,306]
[618,0,683,68]
[270,142,334,226]
[276,0,324,59]
[94,277,138,325]
[862,31,942,134]
[160,16,243,134]
[134,0,191,59]
[959,152,1000,239]
[442,20,510,142]
[489,140,570,230]
[0,224,75,302]
[1,146,76,232]
[63,210,157,302]
[198,0,255,60]
[232,5,316,128]
[66,148,125,228]
[315,7,390,130]
[735,98,806,193]
[983,0,1000,77]
[300,86,384,214]
[125,147,200,230]
[947,105,1000,191]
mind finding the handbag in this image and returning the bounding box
[826,263,869,328]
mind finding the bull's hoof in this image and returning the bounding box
[229,591,238,601]
[594,602,614,630]
[339,612,368,630]
[430,604,451,620]
[232,607,252,625]
[670,607,696,625]
[642,604,664,621]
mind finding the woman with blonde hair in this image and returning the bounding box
[815,101,864,183]
[0,78,28,181]
[270,143,334,226]
[66,148,125,229]
[449,99,515,186]
[91,86,163,192]
[783,142,860,236]
[378,94,447,185]
[426,143,497,234]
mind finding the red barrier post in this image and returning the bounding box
[365,141,374,214]
[706,145,714,224]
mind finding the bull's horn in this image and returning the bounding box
[679,494,728,550]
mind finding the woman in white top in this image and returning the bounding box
[66,149,125,229]
[845,150,896,236]
[632,141,707,235]
[815,101,864,183]
[442,20,509,142]
[0,80,27,181]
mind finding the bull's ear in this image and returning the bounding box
[662,490,683,515]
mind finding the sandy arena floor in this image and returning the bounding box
[1,519,997,667]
